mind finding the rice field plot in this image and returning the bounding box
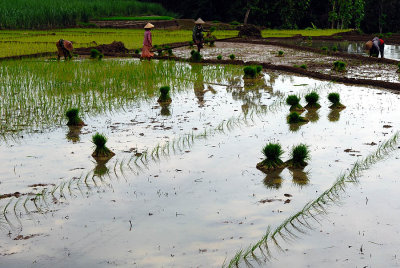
[0,58,400,267]
[0,29,238,57]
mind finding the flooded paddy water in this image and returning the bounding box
[1,58,400,267]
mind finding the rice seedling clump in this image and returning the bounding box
[328,92,346,109]
[243,66,257,78]
[66,108,85,126]
[157,86,172,104]
[397,63,400,73]
[287,111,309,124]
[90,49,103,60]
[217,55,222,60]
[304,92,321,109]
[277,50,284,57]
[286,95,305,112]
[229,54,235,60]
[286,144,310,169]
[190,51,202,62]
[91,133,115,160]
[332,61,346,72]
[256,143,286,172]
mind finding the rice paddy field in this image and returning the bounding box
[1,52,400,267]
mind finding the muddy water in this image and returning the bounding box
[284,40,400,61]
[1,60,400,267]
[174,43,400,83]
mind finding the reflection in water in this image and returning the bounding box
[305,109,320,123]
[66,126,82,143]
[289,121,307,132]
[191,63,216,106]
[263,169,284,189]
[290,168,309,187]
[328,109,342,122]
[160,104,171,116]
[94,161,110,177]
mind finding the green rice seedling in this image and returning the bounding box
[217,55,222,60]
[209,40,215,47]
[255,65,262,74]
[304,92,321,109]
[300,64,307,69]
[287,112,309,124]
[91,133,115,161]
[321,46,328,52]
[90,49,101,59]
[277,50,284,57]
[134,49,140,54]
[397,63,400,73]
[188,41,194,48]
[190,51,202,62]
[332,61,346,72]
[286,95,305,112]
[98,53,104,60]
[65,108,85,126]
[229,54,235,60]
[243,66,257,78]
[167,48,173,56]
[286,144,310,169]
[328,92,346,109]
[157,86,172,104]
[331,45,338,52]
[256,143,286,172]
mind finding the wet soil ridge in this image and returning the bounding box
[226,132,400,267]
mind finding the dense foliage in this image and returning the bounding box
[145,0,400,33]
[0,0,173,29]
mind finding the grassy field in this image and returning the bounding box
[261,29,351,38]
[0,29,238,58]
[0,29,351,58]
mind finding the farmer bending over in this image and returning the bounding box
[193,18,205,52]
[56,39,73,60]
[366,37,384,58]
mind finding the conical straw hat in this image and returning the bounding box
[144,23,155,29]
[195,18,205,24]
[365,40,372,50]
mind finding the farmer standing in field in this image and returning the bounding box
[193,18,205,52]
[141,23,155,60]
[365,37,385,58]
[56,39,73,60]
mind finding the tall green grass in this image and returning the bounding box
[0,0,174,29]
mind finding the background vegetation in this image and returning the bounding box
[145,0,400,33]
[0,0,174,29]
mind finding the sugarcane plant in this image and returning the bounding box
[256,143,286,172]
[65,108,85,126]
[286,144,310,169]
[328,92,346,109]
[304,92,321,109]
[286,95,305,112]
[157,86,172,104]
[91,133,115,162]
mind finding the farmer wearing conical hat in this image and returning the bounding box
[193,18,205,52]
[56,39,73,60]
[366,37,385,58]
[142,23,155,60]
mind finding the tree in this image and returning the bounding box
[243,0,259,25]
